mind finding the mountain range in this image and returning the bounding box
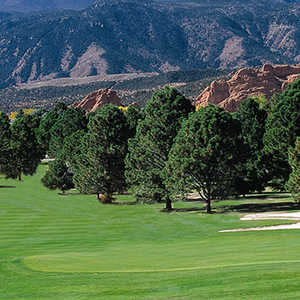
[0,0,300,88]
[0,0,94,12]
[1,0,299,12]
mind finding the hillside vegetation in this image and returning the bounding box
[0,68,230,112]
[0,0,299,88]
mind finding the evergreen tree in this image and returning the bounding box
[124,105,144,138]
[125,86,194,210]
[48,107,87,157]
[0,112,11,175]
[286,138,300,202]
[72,104,130,203]
[8,114,43,180]
[41,153,74,194]
[62,130,86,168]
[166,105,245,213]
[234,97,269,194]
[37,102,67,154]
[263,79,300,189]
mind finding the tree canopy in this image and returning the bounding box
[8,113,43,180]
[124,105,144,138]
[72,104,130,203]
[234,97,269,194]
[48,107,87,157]
[166,105,245,213]
[0,112,11,175]
[37,102,68,154]
[286,137,300,202]
[125,86,194,210]
[41,153,74,194]
[263,79,300,189]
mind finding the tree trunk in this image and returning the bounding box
[165,196,172,211]
[97,193,102,203]
[102,192,113,204]
[154,192,163,203]
[206,198,212,213]
[18,173,21,181]
[97,192,113,204]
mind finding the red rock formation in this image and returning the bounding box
[73,89,122,112]
[195,64,300,112]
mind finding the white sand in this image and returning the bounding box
[240,212,300,221]
[220,212,300,232]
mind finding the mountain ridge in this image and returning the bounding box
[0,0,299,88]
[0,0,95,12]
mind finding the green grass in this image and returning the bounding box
[1,166,300,299]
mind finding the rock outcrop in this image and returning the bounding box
[73,89,122,112]
[195,64,300,112]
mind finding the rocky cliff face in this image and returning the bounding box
[194,64,300,111]
[73,89,122,113]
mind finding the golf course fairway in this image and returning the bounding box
[1,165,300,299]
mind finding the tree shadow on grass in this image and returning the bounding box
[166,202,299,214]
[219,202,300,213]
[58,192,82,196]
[174,207,205,212]
[0,185,16,189]
[109,201,138,206]
[56,193,138,205]
[184,197,202,202]
[161,207,205,213]
[238,193,290,200]
[184,192,290,202]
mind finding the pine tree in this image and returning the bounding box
[37,102,68,154]
[166,105,245,213]
[124,104,144,138]
[286,138,300,202]
[72,104,130,203]
[8,114,43,180]
[0,112,11,176]
[234,97,269,194]
[264,79,300,189]
[48,107,87,157]
[41,154,74,194]
[62,130,86,168]
[125,86,194,210]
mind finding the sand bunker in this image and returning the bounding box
[240,212,300,221]
[220,212,300,232]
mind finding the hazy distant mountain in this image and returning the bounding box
[0,0,94,12]
[1,0,299,13]
[0,0,300,88]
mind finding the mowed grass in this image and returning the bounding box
[1,165,300,299]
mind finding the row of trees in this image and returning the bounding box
[1,80,299,212]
